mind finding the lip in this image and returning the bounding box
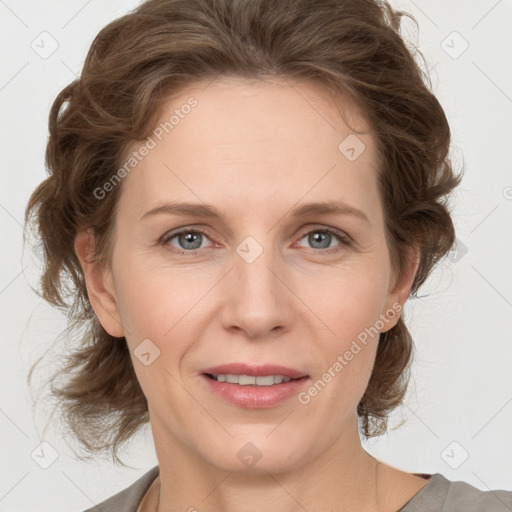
[200,374,310,409]
[200,363,308,379]
[199,363,310,409]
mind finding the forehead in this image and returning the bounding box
[119,76,380,220]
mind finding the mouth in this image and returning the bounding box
[199,364,311,408]
[203,373,308,386]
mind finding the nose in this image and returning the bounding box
[219,241,296,340]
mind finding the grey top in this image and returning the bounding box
[83,465,512,511]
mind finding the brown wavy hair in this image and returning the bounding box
[24,0,462,464]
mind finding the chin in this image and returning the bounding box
[201,435,309,475]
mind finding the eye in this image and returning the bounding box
[296,227,351,253]
[161,228,214,253]
[160,226,351,255]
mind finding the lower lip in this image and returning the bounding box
[201,375,310,409]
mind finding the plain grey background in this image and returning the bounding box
[1,0,511,510]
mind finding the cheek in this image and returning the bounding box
[299,279,385,412]
[297,261,391,339]
[295,261,390,388]
[112,256,219,359]
[113,239,392,354]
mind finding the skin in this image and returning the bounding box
[75,76,429,512]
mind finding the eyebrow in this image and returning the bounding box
[140,200,370,224]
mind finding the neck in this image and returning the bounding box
[150,415,385,512]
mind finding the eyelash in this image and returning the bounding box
[159,226,352,256]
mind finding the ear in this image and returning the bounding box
[381,245,420,332]
[74,229,125,338]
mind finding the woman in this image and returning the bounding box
[24,0,512,510]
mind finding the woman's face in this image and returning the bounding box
[84,76,416,473]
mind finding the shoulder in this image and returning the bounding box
[81,466,160,512]
[400,473,512,512]
[441,475,512,512]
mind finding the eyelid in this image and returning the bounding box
[296,224,351,242]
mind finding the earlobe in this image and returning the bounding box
[74,230,125,338]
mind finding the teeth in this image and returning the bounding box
[212,374,293,386]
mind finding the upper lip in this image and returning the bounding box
[200,363,308,379]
